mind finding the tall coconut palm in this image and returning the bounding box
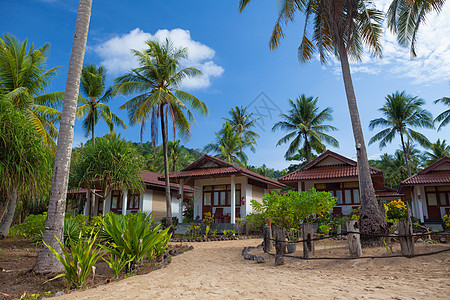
[434,96,450,131]
[114,39,208,229]
[273,95,338,162]
[76,64,126,142]
[239,0,388,239]
[204,122,249,166]
[387,0,446,57]
[0,99,52,238]
[223,106,260,152]
[423,139,450,166]
[0,34,64,153]
[369,91,434,177]
[34,0,93,273]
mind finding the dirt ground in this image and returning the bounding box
[54,238,450,300]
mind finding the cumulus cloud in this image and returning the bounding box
[93,28,224,89]
[325,0,450,85]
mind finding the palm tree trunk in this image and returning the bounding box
[337,42,387,244]
[400,133,412,177]
[0,188,18,238]
[304,133,312,162]
[34,0,92,273]
[91,113,95,144]
[160,105,172,229]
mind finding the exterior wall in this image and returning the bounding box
[151,191,180,222]
[251,186,265,205]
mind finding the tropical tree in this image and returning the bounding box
[223,106,260,151]
[70,134,144,205]
[286,149,320,173]
[34,0,93,273]
[239,0,388,239]
[0,34,63,153]
[114,39,208,229]
[387,0,446,57]
[0,99,52,238]
[434,96,450,131]
[273,95,338,162]
[369,91,434,177]
[423,139,450,166]
[76,64,126,142]
[204,122,249,166]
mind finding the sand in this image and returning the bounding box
[58,238,450,299]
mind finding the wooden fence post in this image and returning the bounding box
[263,225,272,253]
[273,225,286,255]
[398,220,414,257]
[302,223,314,258]
[346,220,362,258]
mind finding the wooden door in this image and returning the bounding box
[426,193,441,219]
[202,192,212,217]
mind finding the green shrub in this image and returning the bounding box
[43,233,104,289]
[9,213,46,242]
[222,230,235,237]
[102,252,134,279]
[244,213,266,234]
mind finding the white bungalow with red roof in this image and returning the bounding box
[67,170,193,223]
[162,154,285,224]
[278,150,403,216]
[399,157,450,223]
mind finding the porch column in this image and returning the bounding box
[102,198,106,217]
[298,181,302,192]
[417,187,424,223]
[231,175,236,224]
[179,179,184,223]
[91,192,96,217]
[84,191,89,216]
[122,189,128,215]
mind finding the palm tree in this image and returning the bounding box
[239,0,388,239]
[0,99,52,238]
[76,64,126,142]
[424,139,450,166]
[223,106,259,151]
[0,34,64,153]
[35,0,93,274]
[204,122,248,166]
[167,140,184,172]
[387,0,446,57]
[369,91,434,177]
[434,96,450,131]
[273,95,338,162]
[114,39,208,229]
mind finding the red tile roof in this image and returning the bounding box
[141,170,194,192]
[163,154,285,189]
[67,188,89,194]
[375,187,404,198]
[401,157,450,186]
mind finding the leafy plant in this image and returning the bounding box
[202,212,213,236]
[43,233,104,288]
[243,213,266,234]
[182,198,194,223]
[102,252,135,279]
[222,230,235,237]
[444,214,450,229]
[385,199,407,221]
[318,224,330,235]
[187,223,200,238]
[383,239,393,254]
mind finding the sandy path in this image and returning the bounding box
[59,239,449,299]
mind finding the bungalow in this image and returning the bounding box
[399,156,450,223]
[278,150,404,216]
[161,154,285,224]
[67,170,194,223]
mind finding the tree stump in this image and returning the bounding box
[302,223,314,258]
[398,220,414,257]
[346,220,362,257]
[263,225,273,253]
[273,225,286,255]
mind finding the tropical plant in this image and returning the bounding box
[182,198,194,223]
[114,39,208,229]
[223,106,260,152]
[102,252,135,279]
[423,139,450,166]
[238,0,388,240]
[204,122,249,166]
[387,0,446,57]
[0,100,52,238]
[43,233,104,288]
[69,134,144,211]
[35,0,93,274]
[369,91,434,177]
[202,212,213,236]
[0,34,63,153]
[273,95,338,161]
[384,199,407,221]
[76,64,126,142]
[434,96,450,131]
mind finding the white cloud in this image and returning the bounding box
[325,1,450,85]
[93,28,224,89]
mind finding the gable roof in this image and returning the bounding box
[162,154,285,189]
[400,157,450,186]
[279,150,383,182]
[141,170,194,192]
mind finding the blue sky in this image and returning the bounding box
[2,0,449,170]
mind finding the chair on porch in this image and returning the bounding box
[235,207,241,219]
[214,208,224,223]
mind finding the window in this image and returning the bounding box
[345,190,352,204]
[127,191,140,210]
[353,190,360,204]
[315,182,360,205]
[425,185,450,207]
[111,190,123,211]
[202,184,242,207]
[204,193,211,206]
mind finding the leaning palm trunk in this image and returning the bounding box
[400,133,412,177]
[34,0,93,273]
[0,188,18,238]
[160,105,172,229]
[338,43,387,244]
